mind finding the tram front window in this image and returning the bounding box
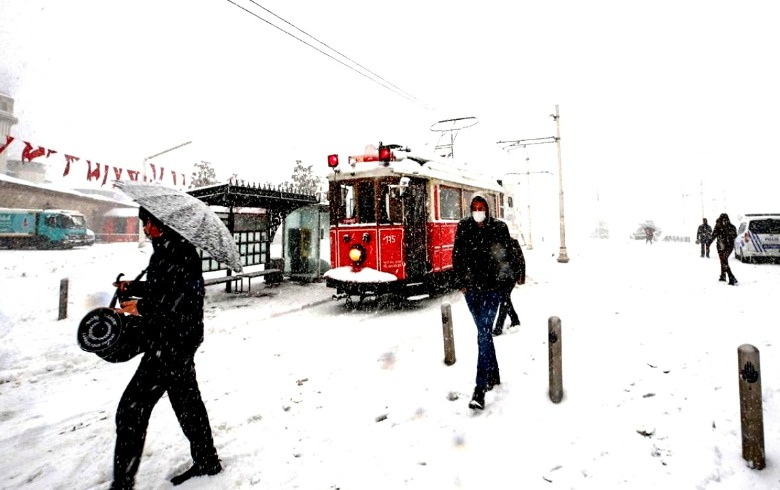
[337,181,376,224]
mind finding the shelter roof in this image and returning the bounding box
[187,180,318,214]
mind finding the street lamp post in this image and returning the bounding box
[137,141,192,247]
[552,105,569,263]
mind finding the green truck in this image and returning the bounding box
[0,208,92,249]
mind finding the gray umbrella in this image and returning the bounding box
[114,181,242,272]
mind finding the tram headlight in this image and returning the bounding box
[348,244,367,267]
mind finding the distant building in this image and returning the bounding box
[0,91,19,175]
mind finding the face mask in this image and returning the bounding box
[472,211,486,223]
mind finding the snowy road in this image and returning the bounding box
[2,239,780,489]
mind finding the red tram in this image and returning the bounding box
[323,143,508,304]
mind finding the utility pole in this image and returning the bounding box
[552,105,569,263]
[496,106,569,262]
[526,156,533,250]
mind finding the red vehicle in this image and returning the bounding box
[323,143,507,304]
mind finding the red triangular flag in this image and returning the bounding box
[0,135,13,155]
[22,141,46,163]
[63,154,80,177]
[86,160,101,182]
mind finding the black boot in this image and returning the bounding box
[729,276,738,286]
[719,274,726,282]
[171,459,222,486]
[468,387,486,410]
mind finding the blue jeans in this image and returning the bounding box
[464,290,501,389]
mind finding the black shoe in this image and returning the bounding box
[468,387,486,410]
[492,328,503,336]
[509,321,520,327]
[171,460,222,486]
[487,373,501,391]
[729,278,738,286]
[718,275,726,282]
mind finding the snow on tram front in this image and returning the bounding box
[323,143,507,305]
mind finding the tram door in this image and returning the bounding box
[403,178,428,279]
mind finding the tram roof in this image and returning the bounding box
[327,153,505,193]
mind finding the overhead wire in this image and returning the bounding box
[223,0,435,110]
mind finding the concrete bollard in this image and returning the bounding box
[738,344,765,469]
[58,278,69,320]
[441,302,456,365]
[548,316,563,403]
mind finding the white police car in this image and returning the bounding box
[734,214,780,263]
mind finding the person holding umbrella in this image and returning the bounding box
[106,182,242,489]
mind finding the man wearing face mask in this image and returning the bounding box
[452,195,515,410]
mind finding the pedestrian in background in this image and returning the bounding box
[493,236,526,336]
[711,213,738,285]
[109,207,222,489]
[453,195,514,410]
[645,226,654,244]
[696,218,713,258]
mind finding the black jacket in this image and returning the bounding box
[711,217,737,251]
[125,233,205,353]
[453,214,514,292]
[696,223,712,242]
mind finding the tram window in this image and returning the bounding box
[380,183,403,224]
[462,190,476,218]
[340,185,355,219]
[356,181,375,223]
[439,186,461,220]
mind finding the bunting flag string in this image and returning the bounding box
[1,135,189,189]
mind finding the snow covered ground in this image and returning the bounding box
[1,238,779,489]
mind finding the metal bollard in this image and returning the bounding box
[441,302,456,365]
[58,278,69,320]
[548,316,563,403]
[738,344,765,469]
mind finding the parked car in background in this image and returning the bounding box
[734,214,780,263]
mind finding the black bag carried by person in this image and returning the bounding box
[77,270,151,363]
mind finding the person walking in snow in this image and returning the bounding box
[453,195,515,410]
[696,218,713,258]
[711,213,738,285]
[644,226,654,244]
[493,236,525,336]
[109,207,222,489]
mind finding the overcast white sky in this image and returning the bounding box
[1,0,779,236]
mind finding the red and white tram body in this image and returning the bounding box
[324,145,506,302]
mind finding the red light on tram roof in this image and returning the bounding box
[378,145,392,163]
[327,154,339,168]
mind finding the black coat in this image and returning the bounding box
[125,233,205,353]
[711,220,737,252]
[452,215,514,292]
[696,223,712,242]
